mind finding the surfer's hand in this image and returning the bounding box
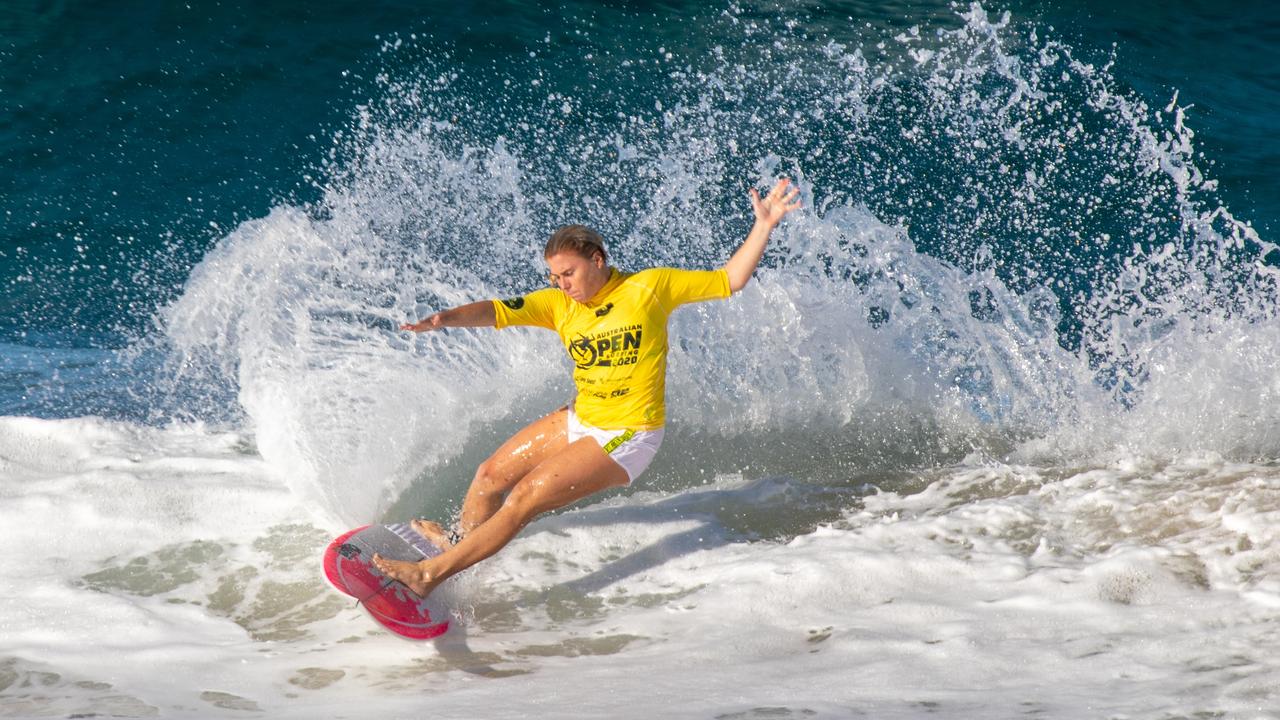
[400,313,445,332]
[750,177,802,227]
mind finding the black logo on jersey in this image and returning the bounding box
[595,302,614,317]
[569,325,642,369]
[502,297,525,310]
[569,334,598,368]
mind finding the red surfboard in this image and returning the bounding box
[322,523,452,640]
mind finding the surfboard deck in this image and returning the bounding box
[322,523,452,640]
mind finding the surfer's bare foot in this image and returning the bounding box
[410,518,454,549]
[371,554,440,598]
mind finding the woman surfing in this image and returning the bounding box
[372,178,802,599]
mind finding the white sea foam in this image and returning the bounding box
[3,419,1277,717]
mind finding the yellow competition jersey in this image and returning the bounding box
[492,267,731,430]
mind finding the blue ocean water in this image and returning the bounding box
[2,0,1277,422]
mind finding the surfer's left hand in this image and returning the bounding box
[750,178,802,227]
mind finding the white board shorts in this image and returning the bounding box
[566,406,664,484]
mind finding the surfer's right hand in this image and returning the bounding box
[401,313,445,332]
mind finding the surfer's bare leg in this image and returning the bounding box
[457,407,569,536]
[373,436,628,598]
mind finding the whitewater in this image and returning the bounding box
[3,4,1278,718]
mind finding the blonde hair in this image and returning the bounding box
[544,225,607,261]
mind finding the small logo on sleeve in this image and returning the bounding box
[502,297,525,310]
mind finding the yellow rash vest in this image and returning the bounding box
[492,267,731,430]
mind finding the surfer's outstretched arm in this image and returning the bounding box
[401,300,496,332]
[724,177,802,293]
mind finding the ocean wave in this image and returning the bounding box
[152,4,1278,522]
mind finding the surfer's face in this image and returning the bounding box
[546,251,608,303]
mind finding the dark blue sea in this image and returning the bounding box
[2,2,1279,717]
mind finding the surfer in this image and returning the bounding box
[372,178,802,598]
